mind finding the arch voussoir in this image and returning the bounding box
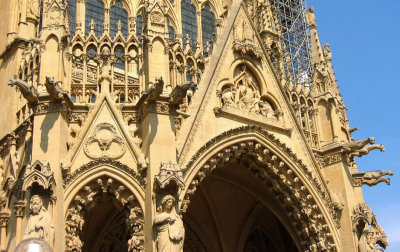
[179,125,340,252]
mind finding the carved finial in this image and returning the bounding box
[117,20,122,32]
[90,19,95,31]
[185,34,191,49]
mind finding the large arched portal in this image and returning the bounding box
[64,168,145,252]
[81,193,129,252]
[183,162,298,251]
[179,126,340,252]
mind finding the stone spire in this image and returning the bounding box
[306,7,325,66]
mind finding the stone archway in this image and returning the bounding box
[179,126,340,252]
[65,175,144,252]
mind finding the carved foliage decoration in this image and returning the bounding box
[352,203,388,251]
[23,160,55,191]
[63,158,146,188]
[181,126,339,251]
[65,176,144,252]
[84,123,126,159]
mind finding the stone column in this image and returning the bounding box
[0,212,10,252]
[14,200,26,245]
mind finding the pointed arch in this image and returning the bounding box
[179,125,341,251]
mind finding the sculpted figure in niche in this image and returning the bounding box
[238,77,260,112]
[23,195,54,244]
[154,195,185,252]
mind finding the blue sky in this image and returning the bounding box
[307,0,400,251]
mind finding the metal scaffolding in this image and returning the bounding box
[270,0,312,88]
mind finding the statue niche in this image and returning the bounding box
[23,195,54,245]
[154,195,185,252]
[220,67,276,118]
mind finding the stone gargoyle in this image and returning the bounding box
[352,170,394,186]
[145,78,164,101]
[8,77,39,104]
[169,81,197,105]
[44,76,67,101]
[342,137,385,158]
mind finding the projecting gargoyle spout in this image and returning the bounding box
[353,170,394,186]
[169,81,197,105]
[8,77,39,104]
[341,137,384,158]
[145,77,164,101]
[44,76,67,101]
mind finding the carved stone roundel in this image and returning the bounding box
[150,11,163,24]
[84,123,126,159]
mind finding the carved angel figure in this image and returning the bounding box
[154,195,185,252]
[23,195,54,245]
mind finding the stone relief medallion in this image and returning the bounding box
[150,11,164,24]
[84,123,126,159]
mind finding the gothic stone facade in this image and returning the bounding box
[0,0,391,251]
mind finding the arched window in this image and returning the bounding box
[181,0,197,50]
[110,0,128,37]
[114,47,125,70]
[201,3,216,52]
[136,14,142,39]
[85,0,104,37]
[168,19,175,41]
[68,0,77,37]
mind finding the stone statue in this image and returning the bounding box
[154,195,185,252]
[8,77,39,104]
[305,7,317,29]
[323,43,332,61]
[237,77,260,112]
[23,195,54,245]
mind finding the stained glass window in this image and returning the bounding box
[110,0,128,38]
[136,15,142,39]
[168,19,175,41]
[201,3,216,52]
[85,0,104,37]
[68,0,76,37]
[181,0,197,50]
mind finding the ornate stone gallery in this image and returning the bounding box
[0,0,391,251]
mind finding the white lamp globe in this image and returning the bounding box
[15,238,52,252]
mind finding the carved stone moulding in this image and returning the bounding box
[155,161,185,190]
[63,158,146,188]
[213,106,290,135]
[22,160,55,191]
[84,123,126,159]
[180,126,339,250]
[33,101,67,115]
